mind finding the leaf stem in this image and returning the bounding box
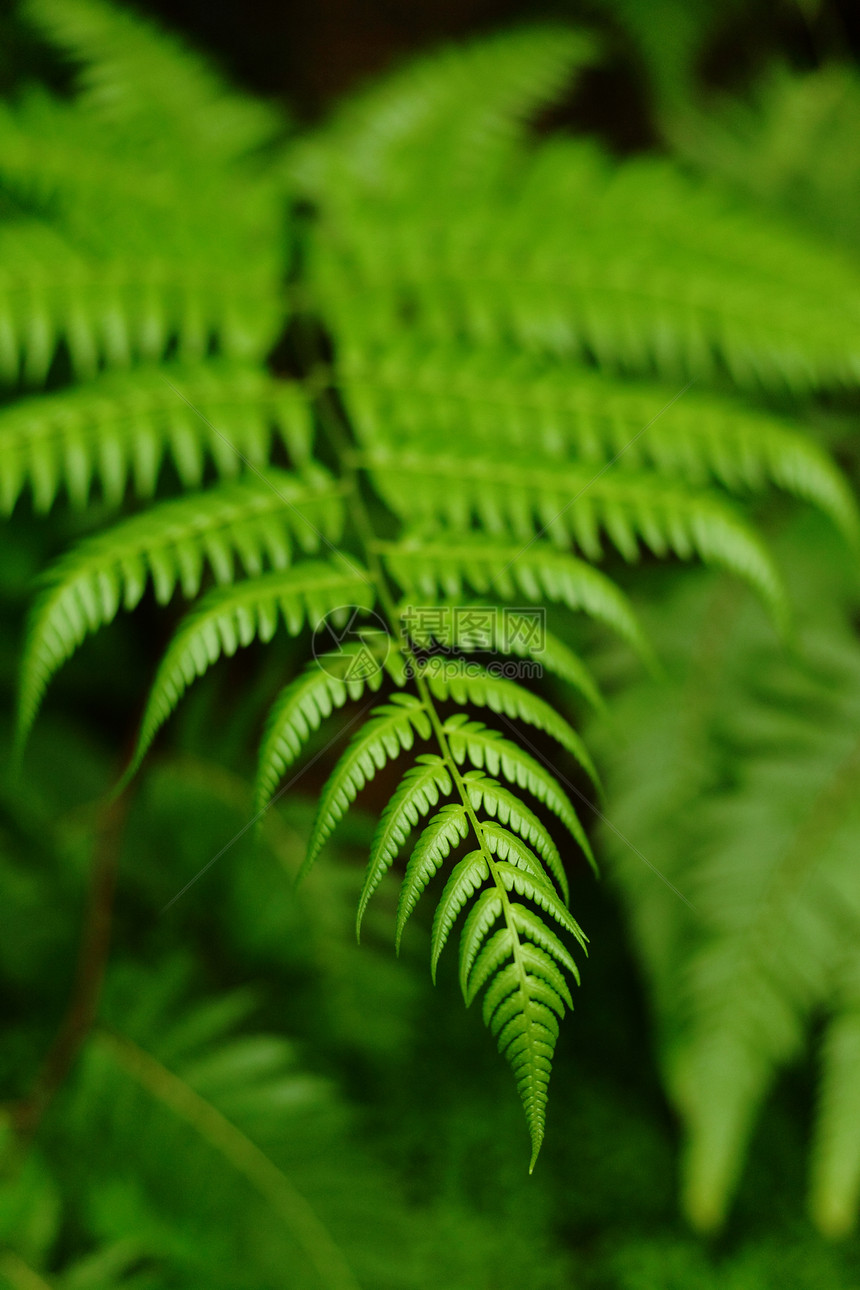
[316,377,545,1165]
[13,788,129,1140]
[97,1028,361,1290]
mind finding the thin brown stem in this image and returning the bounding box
[13,789,130,1138]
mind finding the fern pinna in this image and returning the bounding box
[4,0,860,1169]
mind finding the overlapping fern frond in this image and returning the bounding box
[592,518,860,1236]
[0,0,284,384]
[5,0,860,1169]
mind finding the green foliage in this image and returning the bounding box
[0,365,313,513]
[17,467,343,746]
[590,517,860,1236]
[4,0,860,1221]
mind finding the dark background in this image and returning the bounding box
[103,0,860,125]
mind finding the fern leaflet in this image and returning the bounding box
[17,469,345,747]
[124,561,376,780]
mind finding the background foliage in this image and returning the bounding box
[3,0,860,1286]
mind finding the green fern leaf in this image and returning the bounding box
[430,851,491,978]
[396,803,470,950]
[26,0,280,164]
[492,861,585,947]
[124,561,376,781]
[369,451,788,628]
[423,658,599,786]
[444,715,592,863]
[0,221,283,384]
[358,757,453,939]
[811,988,860,1237]
[463,905,581,1004]
[343,340,860,547]
[479,818,563,898]
[380,534,649,658]
[293,25,598,204]
[314,131,860,392]
[302,694,432,878]
[254,637,400,814]
[401,596,603,710]
[0,364,312,512]
[254,643,393,815]
[17,469,344,748]
[461,772,570,896]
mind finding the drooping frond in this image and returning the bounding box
[399,599,604,711]
[0,364,312,512]
[255,640,402,815]
[461,773,572,895]
[341,341,860,546]
[395,802,470,948]
[18,469,344,747]
[310,131,860,392]
[444,716,592,860]
[302,695,432,877]
[421,657,599,786]
[292,24,598,203]
[380,535,649,657]
[7,0,860,1189]
[24,0,281,164]
[0,221,283,383]
[124,561,377,780]
[359,754,452,938]
[594,522,860,1234]
[368,450,788,627]
[811,967,860,1237]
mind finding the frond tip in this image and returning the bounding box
[457,869,586,1170]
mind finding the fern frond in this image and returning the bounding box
[359,755,452,939]
[380,535,648,657]
[421,657,599,787]
[395,802,470,948]
[444,715,593,866]
[292,25,598,203]
[369,452,788,628]
[440,856,585,1169]
[811,973,860,1237]
[465,790,569,898]
[125,561,376,781]
[302,695,432,877]
[18,469,344,748]
[596,529,860,1233]
[430,850,491,973]
[0,221,282,384]
[343,342,859,546]
[313,135,860,392]
[400,596,604,711]
[671,63,860,255]
[255,640,401,815]
[25,0,281,164]
[0,363,311,511]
